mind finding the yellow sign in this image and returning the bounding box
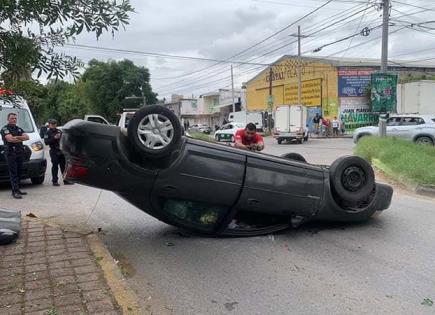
[284,78,321,106]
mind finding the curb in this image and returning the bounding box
[86,234,141,315]
[372,159,435,198]
[415,185,435,198]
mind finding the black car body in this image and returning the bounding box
[61,105,393,236]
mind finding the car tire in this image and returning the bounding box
[281,152,307,163]
[127,105,182,159]
[31,176,45,185]
[329,156,375,204]
[277,138,282,144]
[415,136,434,146]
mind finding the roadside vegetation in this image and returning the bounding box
[355,136,435,186]
[187,132,216,143]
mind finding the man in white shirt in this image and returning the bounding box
[332,117,340,137]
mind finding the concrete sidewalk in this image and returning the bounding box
[0,219,122,315]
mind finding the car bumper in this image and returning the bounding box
[273,132,303,139]
[0,158,47,182]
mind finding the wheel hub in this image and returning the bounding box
[137,114,174,150]
[341,166,366,192]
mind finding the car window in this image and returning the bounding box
[401,117,425,125]
[162,199,229,231]
[0,108,34,132]
[387,117,402,126]
[87,117,107,124]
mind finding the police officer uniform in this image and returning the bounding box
[1,124,27,198]
[44,120,71,186]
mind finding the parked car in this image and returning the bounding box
[0,95,47,184]
[60,105,392,236]
[353,114,435,145]
[214,122,245,142]
[189,124,211,134]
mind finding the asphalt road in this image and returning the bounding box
[1,137,435,314]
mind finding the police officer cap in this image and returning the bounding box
[48,119,57,125]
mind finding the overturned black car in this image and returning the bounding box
[61,105,393,236]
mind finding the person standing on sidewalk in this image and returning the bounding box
[1,113,29,199]
[44,119,73,186]
[312,113,321,135]
[332,117,340,137]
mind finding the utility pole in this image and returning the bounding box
[297,25,302,105]
[268,67,273,134]
[379,0,390,137]
[231,65,235,113]
[381,0,390,73]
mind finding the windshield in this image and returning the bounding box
[0,108,34,133]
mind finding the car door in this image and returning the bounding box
[386,117,403,136]
[397,117,424,140]
[235,154,323,217]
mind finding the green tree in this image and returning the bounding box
[40,80,90,125]
[81,59,157,121]
[0,0,134,83]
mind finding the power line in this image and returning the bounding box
[152,0,336,80]
[154,2,376,91]
[62,44,269,66]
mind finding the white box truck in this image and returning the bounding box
[273,105,308,144]
[228,111,263,131]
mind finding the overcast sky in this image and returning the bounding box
[57,0,435,99]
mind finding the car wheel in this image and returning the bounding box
[277,138,282,144]
[31,176,45,185]
[127,105,182,158]
[329,156,375,204]
[281,152,307,163]
[415,136,434,146]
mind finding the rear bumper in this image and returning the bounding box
[273,132,303,139]
[0,158,47,182]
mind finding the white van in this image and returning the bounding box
[0,96,47,184]
[273,104,309,144]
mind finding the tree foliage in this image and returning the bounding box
[0,0,134,82]
[81,59,158,121]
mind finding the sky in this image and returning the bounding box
[56,0,435,99]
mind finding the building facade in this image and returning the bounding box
[245,55,435,131]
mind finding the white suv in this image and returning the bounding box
[353,114,435,145]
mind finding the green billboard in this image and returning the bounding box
[370,73,398,113]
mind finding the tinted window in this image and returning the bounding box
[401,117,425,125]
[0,108,34,132]
[87,117,107,124]
[387,117,402,126]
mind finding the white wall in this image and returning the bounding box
[397,80,435,114]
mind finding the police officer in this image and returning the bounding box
[1,113,29,199]
[44,119,73,186]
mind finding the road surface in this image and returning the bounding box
[1,137,434,314]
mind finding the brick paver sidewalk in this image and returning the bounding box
[0,219,121,315]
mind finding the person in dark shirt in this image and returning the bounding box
[312,113,321,135]
[1,113,30,199]
[44,119,73,186]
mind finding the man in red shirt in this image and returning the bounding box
[234,123,264,151]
